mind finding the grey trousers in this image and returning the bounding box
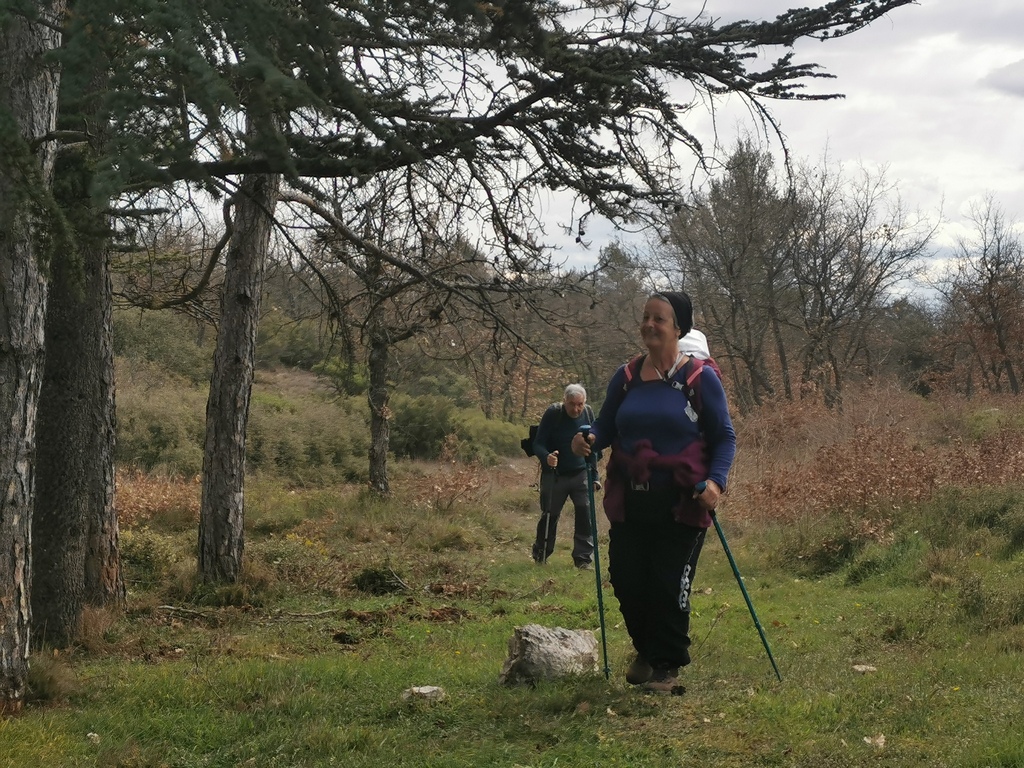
[532,469,594,565]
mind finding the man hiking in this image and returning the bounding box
[531,384,596,569]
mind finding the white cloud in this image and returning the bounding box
[548,1,1024,283]
[984,58,1024,97]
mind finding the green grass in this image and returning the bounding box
[8,468,1024,767]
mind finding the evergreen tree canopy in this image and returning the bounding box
[53,0,915,224]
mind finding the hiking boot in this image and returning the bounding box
[642,667,683,695]
[625,654,653,685]
[575,561,593,571]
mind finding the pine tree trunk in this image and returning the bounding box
[199,172,280,584]
[367,331,391,497]
[85,322,122,607]
[0,1,65,713]
[33,179,123,646]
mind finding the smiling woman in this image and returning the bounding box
[573,289,737,693]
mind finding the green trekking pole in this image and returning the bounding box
[580,425,610,679]
[697,482,782,682]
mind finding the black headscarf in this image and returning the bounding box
[651,291,693,339]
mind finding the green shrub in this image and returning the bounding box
[764,513,868,576]
[955,566,1024,631]
[247,533,332,587]
[388,399,523,462]
[398,371,477,407]
[313,355,368,396]
[251,390,296,414]
[963,408,1000,440]
[389,395,455,459]
[910,486,1024,555]
[247,481,337,535]
[352,566,408,594]
[116,374,207,476]
[121,527,190,587]
[114,308,214,384]
[247,393,369,484]
[454,410,523,462]
[256,308,327,371]
[844,532,928,587]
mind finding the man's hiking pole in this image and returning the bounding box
[580,426,610,679]
[540,503,551,564]
[540,454,556,564]
[697,482,782,682]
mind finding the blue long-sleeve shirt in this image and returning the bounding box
[590,361,736,492]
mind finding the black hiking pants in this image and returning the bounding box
[608,486,706,671]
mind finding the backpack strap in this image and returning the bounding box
[675,357,706,416]
[621,354,646,393]
[685,357,705,387]
[626,354,706,414]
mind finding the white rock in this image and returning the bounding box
[499,624,599,685]
[401,685,447,703]
[863,734,886,749]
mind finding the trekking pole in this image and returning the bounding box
[580,426,610,679]
[697,482,782,682]
[540,454,556,564]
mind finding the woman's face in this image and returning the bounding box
[640,297,679,352]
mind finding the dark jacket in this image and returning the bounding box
[533,403,593,475]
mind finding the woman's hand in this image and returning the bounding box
[571,431,594,457]
[694,479,722,511]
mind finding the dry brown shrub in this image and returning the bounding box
[116,469,200,528]
[78,606,121,654]
[405,435,485,512]
[26,652,79,704]
[728,381,1024,532]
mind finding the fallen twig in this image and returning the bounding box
[157,604,213,618]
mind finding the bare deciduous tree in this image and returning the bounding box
[791,161,933,406]
[660,141,795,412]
[935,197,1024,395]
[657,146,933,410]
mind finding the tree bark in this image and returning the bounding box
[367,329,391,497]
[33,178,123,646]
[771,313,793,401]
[0,1,65,713]
[199,172,280,584]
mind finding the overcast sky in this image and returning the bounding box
[546,0,1024,289]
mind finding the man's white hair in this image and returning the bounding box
[564,383,587,401]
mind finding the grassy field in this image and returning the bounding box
[7,388,1024,767]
